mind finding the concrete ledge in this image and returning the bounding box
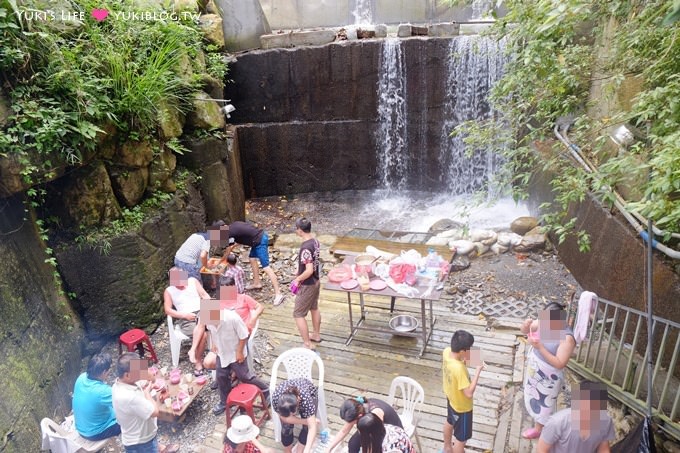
[261,29,336,49]
[459,22,495,35]
[428,22,460,37]
[397,23,428,37]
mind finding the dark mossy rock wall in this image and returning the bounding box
[0,195,84,452]
[55,184,206,347]
[225,38,456,196]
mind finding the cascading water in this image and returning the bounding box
[375,38,409,191]
[352,0,373,25]
[438,35,508,196]
[471,0,494,19]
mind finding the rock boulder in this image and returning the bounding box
[187,92,226,130]
[117,139,154,168]
[149,148,178,192]
[511,216,539,235]
[58,161,122,227]
[429,219,465,233]
[198,14,225,48]
[109,165,149,207]
[514,226,547,252]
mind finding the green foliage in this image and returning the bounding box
[453,0,680,247]
[0,0,221,187]
[204,43,229,82]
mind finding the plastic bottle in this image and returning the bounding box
[320,428,329,443]
[426,248,439,268]
[314,429,330,452]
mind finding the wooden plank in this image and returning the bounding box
[493,387,513,452]
[513,341,526,384]
[330,236,453,259]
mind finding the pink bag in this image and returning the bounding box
[389,262,416,284]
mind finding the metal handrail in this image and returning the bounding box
[568,296,680,440]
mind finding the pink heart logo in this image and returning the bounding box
[91,8,109,21]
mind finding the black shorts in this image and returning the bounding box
[446,403,473,442]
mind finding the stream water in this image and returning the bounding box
[247,189,530,235]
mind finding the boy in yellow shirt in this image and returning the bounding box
[442,330,485,453]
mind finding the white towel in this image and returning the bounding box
[574,291,597,344]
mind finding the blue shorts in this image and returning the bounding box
[173,257,201,280]
[446,403,473,443]
[249,232,270,268]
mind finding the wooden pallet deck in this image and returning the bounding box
[199,286,523,453]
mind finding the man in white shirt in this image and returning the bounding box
[164,267,212,374]
[112,353,159,453]
[537,380,615,453]
[206,305,269,415]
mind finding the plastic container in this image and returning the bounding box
[290,280,300,294]
[320,429,329,443]
[426,248,440,269]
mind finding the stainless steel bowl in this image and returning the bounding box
[389,315,419,333]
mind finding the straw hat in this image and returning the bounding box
[227,415,260,444]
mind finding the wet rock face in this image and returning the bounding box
[180,133,245,223]
[225,39,459,196]
[0,195,83,452]
[55,184,206,344]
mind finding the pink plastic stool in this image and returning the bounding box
[118,329,158,363]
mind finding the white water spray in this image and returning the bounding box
[352,0,373,25]
[438,35,508,196]
[375,38,409,191]
[471,0,494,19]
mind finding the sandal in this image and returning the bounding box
[164,444,180,453]
[193,368,205,377]
[246,284,263,291]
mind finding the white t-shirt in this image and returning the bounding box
[112,380,157,447]
[165,278,202,314]
[540,408,615,453]
[207,309,249,366]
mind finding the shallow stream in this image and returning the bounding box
[246,189,530,235]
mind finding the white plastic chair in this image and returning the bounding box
[386,376,424,452]
[269,347,328,442]
[167,315,190,368]
[246,319,260,371]
[40,417,109,453]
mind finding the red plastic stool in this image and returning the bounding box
[118,329,158,363]
[226,383,270,428]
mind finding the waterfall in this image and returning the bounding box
[471,0,493,19]
[438,35,508,196]
[375,38,409,191]
[352,0,373,25]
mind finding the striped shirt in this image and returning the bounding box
[175,233,210,264]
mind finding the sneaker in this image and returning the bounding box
[212,403,226,415]
[273,294,285,306]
